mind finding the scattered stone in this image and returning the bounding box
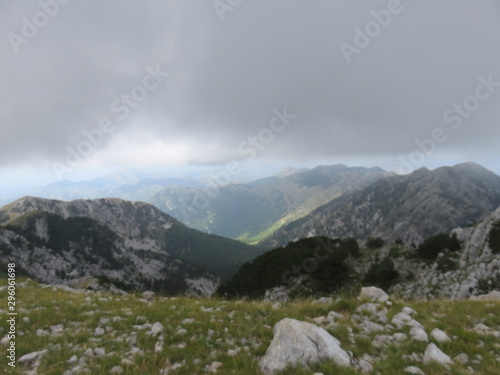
[392,312,423,329]
[67,355,78,364]
[473,323,499,337]
[454,353,470,364]
[430,328,451,343]
[402,353,422,363]
[121,358,135,366]
[358,359,373,373]
[312,316,326,325]
[142,291,155,303]
[36,329,49,336]
[18,349,48,364]
[358,286,389,303]
[423,343,452,366]
[149,322,164,337]
[410,327,428,342]
[206,361,223,373]
[110,366,124,374]
[469,290,500,301]
[181,318,195,324]
[360,319,385,334]
[50,324,64,335]
[93,347,106,357]
[325,311,345,327]
[312,297,333,304]
[259,318,350,374]
[356,303,380,315]
[402,306,417,316]
[404,366,426,375]
[94,327,105,336]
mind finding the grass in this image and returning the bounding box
[0,279,498,374]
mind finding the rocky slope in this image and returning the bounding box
[221,204,500,301]
[265,163,500,248]
[0,197,265,293]
[150,164,388,241]
[392,205,500,300]
[0,210,203,294]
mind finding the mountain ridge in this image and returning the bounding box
[263,163,500,247]
[149,164,390,241]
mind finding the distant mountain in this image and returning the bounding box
[0,197,266,293]
[24,171,200,202]
[265,163,500,247]
[149,164,389,242]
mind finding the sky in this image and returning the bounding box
[1,0,500,189]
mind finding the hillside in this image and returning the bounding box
[220,205,500,301]
[149,164,388,241]
[1,279,498,374]
[0,197,266,293]
[265,163,500,248]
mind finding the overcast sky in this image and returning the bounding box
[1,0,499,188]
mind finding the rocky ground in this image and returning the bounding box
[1,281,499,374]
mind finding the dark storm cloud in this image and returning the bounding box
[1,0,499,170]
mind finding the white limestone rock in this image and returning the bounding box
[423,343,452,366]
[410,327,428,342]
[404,366,426,375]
[358,286,389,303]
[259,318,350,374]
[430,328,451,343]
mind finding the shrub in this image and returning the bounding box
[366,237,385,249]
[362,256,399,290]
[417,233,460,259]
[476,274,500,294]
[436,255,459,272]
[488,220,500,254]
[389,246,401,258]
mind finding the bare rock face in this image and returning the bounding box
[259,318,351,374]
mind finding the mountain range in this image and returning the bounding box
[263,162,500,247]
[1,162,500,299]
[0,196,264,294]
[149,164,389,241]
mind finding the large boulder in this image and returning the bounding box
[358,286,389,303]
[259,318,351,374]
[423,343,453,366]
